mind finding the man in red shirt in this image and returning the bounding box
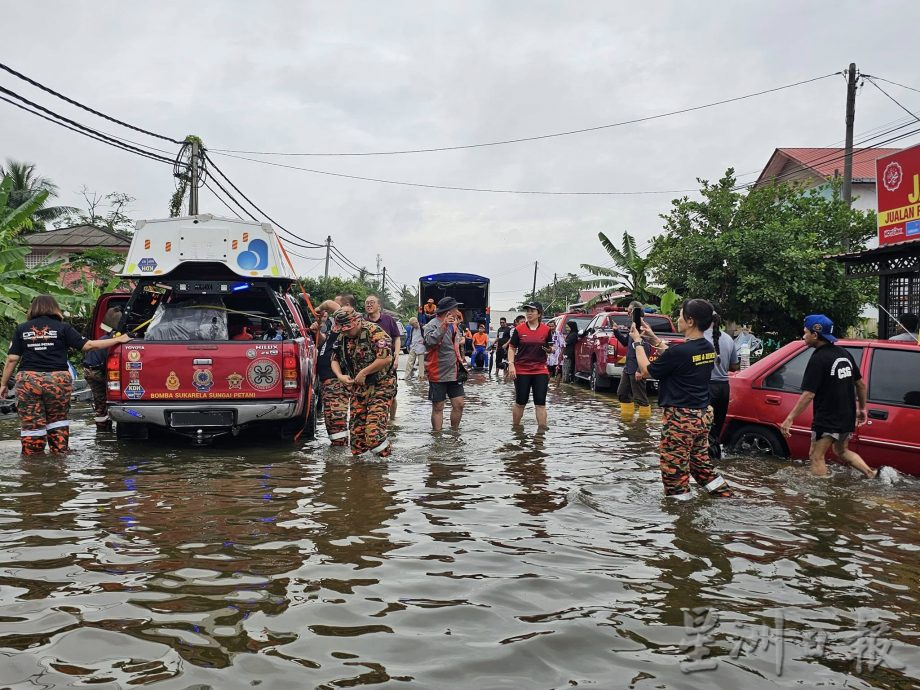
[508,301,553,428]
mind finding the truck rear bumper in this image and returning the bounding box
[109,401,298,428]
[605,363,623,377]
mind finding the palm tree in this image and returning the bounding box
[580,231,660,306]
[0,160,78,230]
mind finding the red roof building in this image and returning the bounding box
[754,147,901,212]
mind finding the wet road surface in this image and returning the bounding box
[1,366,918,688]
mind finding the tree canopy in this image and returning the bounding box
[580,230,659,307]
[519,272,586,314]
[648,170,875,342]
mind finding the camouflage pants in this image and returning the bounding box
[16,371,73,455]
[321,378,349,446]
[349,378,396,457]
[660,406,733,499]
[83,368,110,429]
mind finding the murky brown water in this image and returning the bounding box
[1,368,918,688]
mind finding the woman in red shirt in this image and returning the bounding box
[507,301,553,428]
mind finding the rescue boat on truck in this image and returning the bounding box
[90,214,317,445]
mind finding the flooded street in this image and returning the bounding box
[1,367,919,689]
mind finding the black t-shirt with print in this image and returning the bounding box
[8,316,87,372]
[647,337,715,409]
[801,343,861,433]
[496,324,512,345]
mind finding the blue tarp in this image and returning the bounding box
[420,273,490,284]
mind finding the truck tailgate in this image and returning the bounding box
[118,342,285,402]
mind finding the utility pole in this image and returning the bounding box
[531,261,538,302]
[842,62,858,212]
[552,273,557,311]
[188,138,200,216]
[381,266,387,304]
[323,236,331,279]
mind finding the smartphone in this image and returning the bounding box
[632,308,643,330]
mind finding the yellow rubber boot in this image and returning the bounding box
[619,402,635,417]
[637,405,652,419]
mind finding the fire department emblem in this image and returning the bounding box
[193,368,214,393]
[166,371,180,391]
[226,372,244,390]
[883,161,903,192]
[246,348,257,360]
[247,358,280,391]
[127,350,141,362]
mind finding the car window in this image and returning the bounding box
[868,348,920,407]
[763,346,864,393]
[646,316,674,333]
[568,316,593,333]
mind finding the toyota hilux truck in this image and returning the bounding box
[90,215,317,445]
[573,308,683,391]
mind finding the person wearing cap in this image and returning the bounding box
[329,306,396,458]
[314,294,356,447]
[422,298,437,324]
[780,314,878,479]
[422,297,466,431]
[508,301,554,428]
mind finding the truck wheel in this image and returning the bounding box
[115,422,149,441]
[728,424,787,457]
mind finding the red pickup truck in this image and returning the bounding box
[92,215,317,445]
[573,309,683,391]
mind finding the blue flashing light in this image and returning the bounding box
[231,283,250,292]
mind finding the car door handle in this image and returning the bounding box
[868,409,888,420]
[765,395,782,405]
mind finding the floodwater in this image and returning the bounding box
[0,367,918,689]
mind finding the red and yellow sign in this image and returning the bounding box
[876,143,920,246]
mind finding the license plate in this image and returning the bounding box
[169,410,233,427]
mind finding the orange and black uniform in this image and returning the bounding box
[510,322,553,406]
[8,316,87,455]
[647,338,732,499]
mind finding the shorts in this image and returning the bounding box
[429,381,465,403]
[812,429,852,443]
[514,373,549,406]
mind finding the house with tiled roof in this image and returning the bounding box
[753,147,900,212]
[20,224,130,288]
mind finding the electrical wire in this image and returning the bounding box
[864,77,920,122]
[208,151,698,196]
[0,61,182,144]
[863,75,920,95]
[203,180,244,220]
[203,152,326,247]
[210,73,839,157]
[0,90,176,166]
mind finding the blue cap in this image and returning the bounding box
[804,314,838,343]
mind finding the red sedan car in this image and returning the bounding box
[722,338,920,475]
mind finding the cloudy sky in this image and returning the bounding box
[3,1,919,308]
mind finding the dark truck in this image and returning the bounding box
[93,215,317,445]
[419,273,491,331]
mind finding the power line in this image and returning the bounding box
[208,151,698,196]
[203,180,244,220]
[210,72,839,157]
[864,77,920,122]
[0,61,182,144]
[203,152,326,248]
[0,89,176,166]
[863,75,920,95]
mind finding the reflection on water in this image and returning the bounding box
[0,373,918,688]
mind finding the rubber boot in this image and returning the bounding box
[637,405,652,419]
[619,402,635,417]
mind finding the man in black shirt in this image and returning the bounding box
[780,314,878,478]
[493,317,512,372]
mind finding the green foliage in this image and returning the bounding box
[580,230,660,307]
[648,170,875,343]
[659,288,681,318]
[1,175,48,239]
[0,160,77,230]
[519,272,586,314]
[395,284,420,321]
[297,274,382,310]
[55,188,135,236]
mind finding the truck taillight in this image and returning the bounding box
[106,349,122,395]
[606,344,618,356]
[282,345,299,390]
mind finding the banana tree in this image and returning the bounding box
[580,230,661,307]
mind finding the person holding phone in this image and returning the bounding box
[630,298,733,500]
[423,297,467,432]
[508,301,553,428]
[611,301,651,417]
